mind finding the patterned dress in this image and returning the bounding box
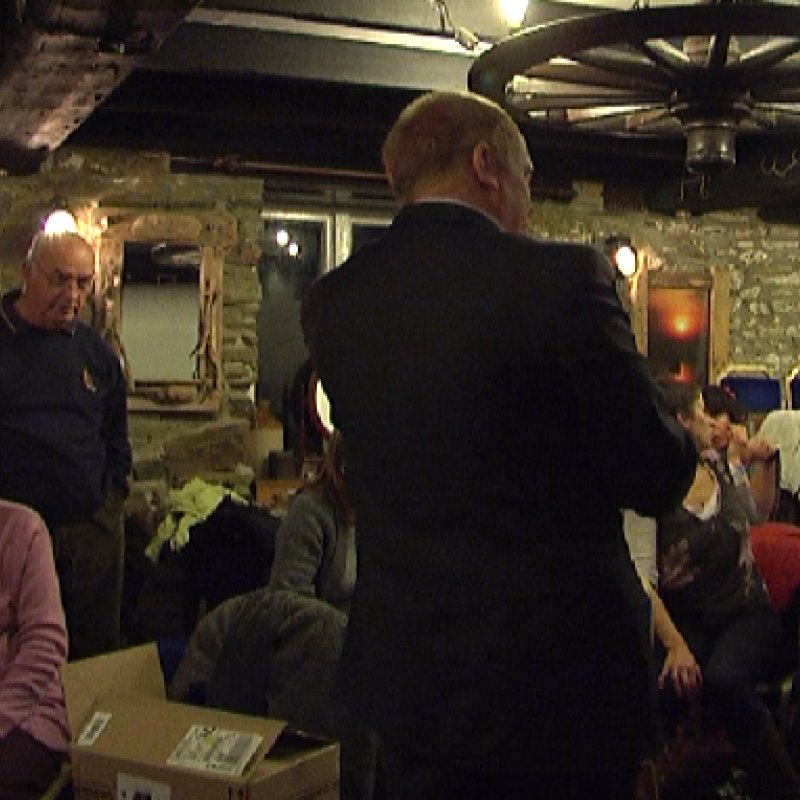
[657,453,769,626]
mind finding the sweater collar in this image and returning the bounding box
[0,289,77,336]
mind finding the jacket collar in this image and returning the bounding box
[392,200,502,234]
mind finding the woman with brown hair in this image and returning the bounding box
[268,430,355,614]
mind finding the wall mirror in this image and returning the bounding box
[97,209,234,414]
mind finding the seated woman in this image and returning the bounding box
[170,431,378,799]
[702,384,778,523]
[656,377,800,800]
[268,430,355,614]
[0,499,70,800]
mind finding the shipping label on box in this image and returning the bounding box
[166,724,262,777]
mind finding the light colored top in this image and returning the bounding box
[623,508,658,587]
[759,410,800,494]
[0,500,70,753]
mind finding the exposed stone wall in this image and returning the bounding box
[527,184,800,380]
[3,149,800,490]
[0,146,264,493]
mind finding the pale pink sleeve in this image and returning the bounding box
[0,511,68,738]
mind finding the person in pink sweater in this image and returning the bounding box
[0,499,70,799]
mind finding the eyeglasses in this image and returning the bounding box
[33,263,94,293]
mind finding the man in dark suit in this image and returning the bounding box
[302,91,696,800]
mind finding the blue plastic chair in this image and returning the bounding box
[719,367,783,414]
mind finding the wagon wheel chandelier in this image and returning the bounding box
[468,3,800,172]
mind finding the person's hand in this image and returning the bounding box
[659,642,702,701]
[728,423,750,462]
[741,436,777,465]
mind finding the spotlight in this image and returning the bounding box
[605,235,638,279]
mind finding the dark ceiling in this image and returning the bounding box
[3,0,633,183]
[5,0,800,214]
[65,0,698,201]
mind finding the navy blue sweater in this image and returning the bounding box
[0,291,131,526]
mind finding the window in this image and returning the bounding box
[258,208,391,450]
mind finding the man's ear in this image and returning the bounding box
[471,141,501,191]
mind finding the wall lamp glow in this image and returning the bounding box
[605,235,638,279]
[43,209,78,234]
[499,0,529,29]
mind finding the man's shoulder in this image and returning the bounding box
[510,235,604,262]
[496,235,613,284]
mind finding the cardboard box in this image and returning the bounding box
[61,644,339,800]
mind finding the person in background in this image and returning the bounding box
[268,430,356,614]
[758,409,800,524]
[268,430,381,799]
[0,500,70,800]
[0,230,131,659]
[702,384,778,523]
[656,377,800,800]
[302,89,696,800]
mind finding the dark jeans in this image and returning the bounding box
[52,488,125,660]
[661,605,785,746]
[380,746,637,800]
[0,728,65,800]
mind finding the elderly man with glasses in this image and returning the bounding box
[0,230,131,660]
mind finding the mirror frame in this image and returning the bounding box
[96,208,236,414]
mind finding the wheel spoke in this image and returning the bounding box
[731,38,800,77]
[568,105,678,133]
[566,46,673,88]
[750,103,800,129]
[507,79,664,112]
[637,38,695,81]
[524,56,667,92]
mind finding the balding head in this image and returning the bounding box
[382,91,532,233]
[26,231,93,266]
[17,231,95,330]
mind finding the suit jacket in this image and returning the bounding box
[302,201,696,772]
